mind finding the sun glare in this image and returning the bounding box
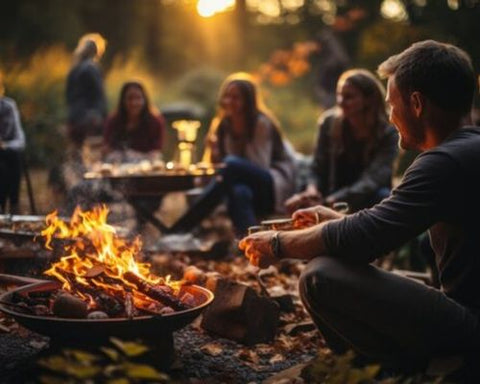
[197,0,235,17]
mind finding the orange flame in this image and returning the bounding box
[41,205,182,307]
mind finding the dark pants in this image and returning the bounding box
[299,257,480,369]
[0,149,23,213]
[171,155,274,235]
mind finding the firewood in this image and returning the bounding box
[123,271,190,311]
[52,292,88,318]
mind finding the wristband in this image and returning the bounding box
[270,231,283,259]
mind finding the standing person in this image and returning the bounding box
[66,33,107,149]
[240,40,480,373]
[285,69,398,213]
[171,72,295,236]
[0,76,26,214]
[103,81,166,233]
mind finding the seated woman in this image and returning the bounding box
[102,81,166,232]
[103,81,164,161]
[285,69,398,213]
[171,72,295,236]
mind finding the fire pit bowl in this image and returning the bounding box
[0,280,214,343]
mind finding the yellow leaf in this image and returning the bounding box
[106,379,130,384]
[65,364,101,379]
[110,337,149,357]
[101,347,120,362]
[123,362,169,380]
[64,349,99,363]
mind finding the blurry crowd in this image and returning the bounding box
[1,32,479,238]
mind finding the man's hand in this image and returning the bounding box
[285,190,323,214]
[239,230,278,269]
[292,204,344,228]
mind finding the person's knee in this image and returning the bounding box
[231,184,253,202]
[299,256,346,308]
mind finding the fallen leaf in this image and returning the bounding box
[122,362,169,380]
[110,337,149,357]
[269,353,285,364]
[200,342,223,356]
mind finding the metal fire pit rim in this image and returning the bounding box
[0,280,214,323]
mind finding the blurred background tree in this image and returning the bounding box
[0,0,479,167]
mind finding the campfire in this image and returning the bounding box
[11,205,199,319]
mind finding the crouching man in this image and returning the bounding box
[239,40,480,373]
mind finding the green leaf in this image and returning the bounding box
[123,362,169,380]
[110,337,150,357]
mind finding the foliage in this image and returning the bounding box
[36,337,171,384]
[2,0,480,167]
[3,45,70,166]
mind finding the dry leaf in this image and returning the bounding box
[269,353,285,364]
[200,342,223,356]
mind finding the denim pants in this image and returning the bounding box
[299,256,480,370]
[171,155,274,235]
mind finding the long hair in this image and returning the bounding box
[331,69,389,162]
[110,81,157,143]
[204,72,285,162]
[213,72,280,140]
[336,68,388,127]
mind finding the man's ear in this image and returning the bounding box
[410,91,424,117]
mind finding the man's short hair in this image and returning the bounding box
[378,40,475,115]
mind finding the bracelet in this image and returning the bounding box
[270,231,283,259]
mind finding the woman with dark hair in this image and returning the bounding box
[103,81,165,159]
[101,81,166,233]
[286,68,398,213]
[172,73,295,236]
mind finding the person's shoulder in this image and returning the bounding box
[257,112,275,129]
[150,113,166,128]
[0,96,18,110]
[317,108,337,126]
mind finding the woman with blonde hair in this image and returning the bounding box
[172,72,295,236]
[286,68,398,213]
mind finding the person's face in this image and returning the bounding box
[221,84,245,117]
[336,80,367,118]
[124,86,145,118]
[386,76,425,150]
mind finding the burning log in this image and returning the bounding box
[123,272,191,311]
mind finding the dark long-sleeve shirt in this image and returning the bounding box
[311,111,398,210]
[323,127,480,309]
[66,60,107,125]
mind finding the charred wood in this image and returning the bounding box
[123,271,190,311]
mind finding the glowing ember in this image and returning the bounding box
[40,205,185,313]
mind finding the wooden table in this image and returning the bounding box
[85,170,217,233]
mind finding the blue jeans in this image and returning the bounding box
[171,156,274,235]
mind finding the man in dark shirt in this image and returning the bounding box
[239,40,480,370]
